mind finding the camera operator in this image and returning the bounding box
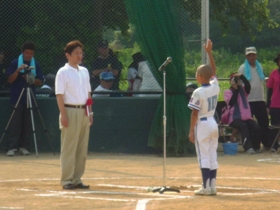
[223,73,262,154]
[5,41,44,156]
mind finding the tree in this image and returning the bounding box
[180,0,278,35]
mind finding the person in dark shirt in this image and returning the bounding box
[5,41,44,156]
[91,40,122,91]
[0,50,10,90]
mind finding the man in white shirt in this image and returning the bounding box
[137,60,162,97]
[238,47,270,150]
[55,40,93,190]
[92,71,114,97]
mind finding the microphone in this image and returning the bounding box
[158,57,172,71]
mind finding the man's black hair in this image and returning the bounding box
[22,41,36,52]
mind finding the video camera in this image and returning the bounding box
[23,66,35,74]
[23,66,35,85]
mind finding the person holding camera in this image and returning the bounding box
[5,41,44,156]
[223,73,262,154]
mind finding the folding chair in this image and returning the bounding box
[268,125,280,153]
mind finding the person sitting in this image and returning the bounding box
[223,72,262,154]
[126,52,143,96]
[266,52,280,152]
[186,82,198,102]
[92,71,115,97]
[36,73,56,97]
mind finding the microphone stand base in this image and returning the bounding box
[152,186,180,194]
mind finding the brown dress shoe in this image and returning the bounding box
[63,183,75,190]
[75,183,90,189]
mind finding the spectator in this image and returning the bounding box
[92,71,114,97]
[135,52,162,97]
[238,47,270,150]
[266,52,280,152]
[186,82,198,101]
[36,74,56,97]
[55,40,93,190]
[224,73,262,154]
[0,50,10,90]
[127,52,143,96]
[91,40,122,91]
[6,41,44,156]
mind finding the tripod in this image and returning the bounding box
[0,72,55,157]
[152,60,180,194]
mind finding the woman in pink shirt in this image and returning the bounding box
[266,53,280,152]
[224,73,261,154]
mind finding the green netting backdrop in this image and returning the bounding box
[125,0,195,156]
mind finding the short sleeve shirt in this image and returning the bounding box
[55,63,91,105]
[266,69,280,108]
[6,59,44,105]
[138,61,161,91]
[91,55,122,90]
[238,63,265,102]
[188,77,220,119]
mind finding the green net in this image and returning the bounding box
[125,0,195,156]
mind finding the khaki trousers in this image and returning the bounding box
[60,107,90,186]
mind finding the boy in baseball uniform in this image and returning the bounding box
[188,39,219,195]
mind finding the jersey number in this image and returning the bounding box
[207,95,217,111]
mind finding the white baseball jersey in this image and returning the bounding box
[188,77,220,170]
[188,77,220,119]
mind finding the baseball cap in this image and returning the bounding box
[100,71,115,80]
[97,40,109,48]
[273,52,280,63]
[245,47,257,55]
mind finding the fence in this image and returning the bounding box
[0,0,207,92]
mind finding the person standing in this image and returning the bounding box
[55,40,93,190]
[6,41,44,156]
[136,52,162,97]
[0,50,10,90]
[188,39,219,196]
[91,40,122,91]
[238,47,270,150]
[266,52,280,152]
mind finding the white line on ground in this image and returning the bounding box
[0,208,24,209]
[1,176,280,182]
[136,199,151,210]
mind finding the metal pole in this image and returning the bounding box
[201,0,209,64]
[163,70,166,187]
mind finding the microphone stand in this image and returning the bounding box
[152,65,180,194]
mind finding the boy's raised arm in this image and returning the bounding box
[204,39,216,77]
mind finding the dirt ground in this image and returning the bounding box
[0,145,279,210]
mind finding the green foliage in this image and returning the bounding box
[117,46,278,93]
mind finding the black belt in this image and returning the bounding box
[200,117,207,121]
[65,104,86,109]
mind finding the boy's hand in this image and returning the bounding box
[204,39,213,54]
[188,131,195,144]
